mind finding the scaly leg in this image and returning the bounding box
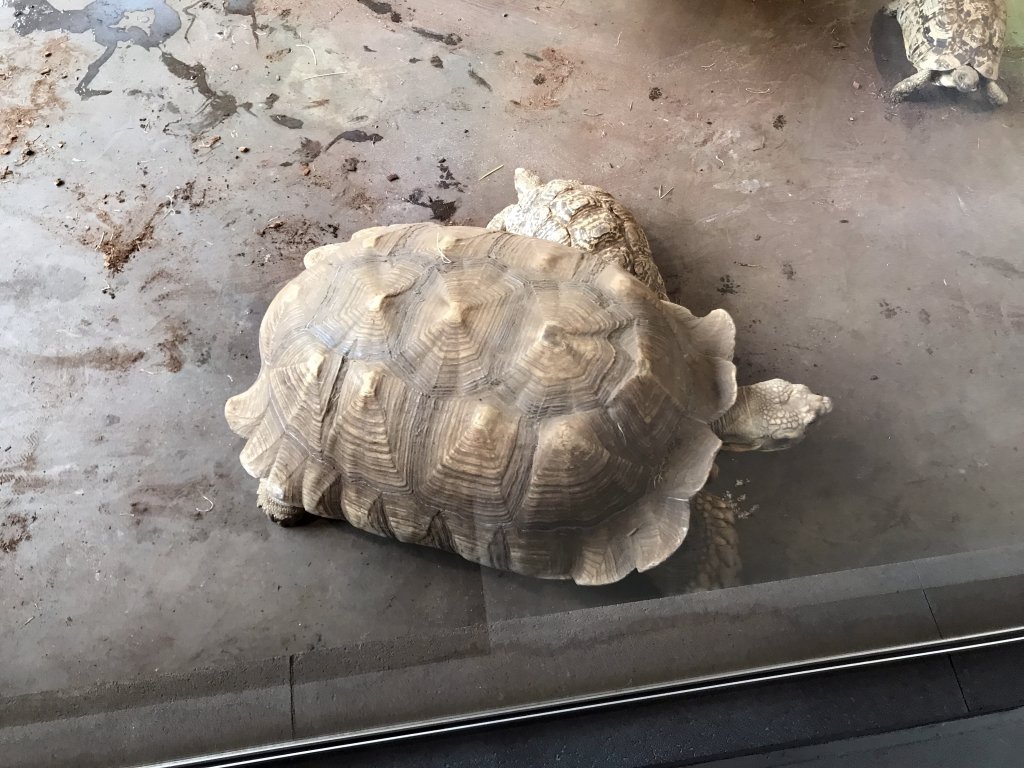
[890,69,934,103]
[985,80,1009,107]
[257,479,313,527]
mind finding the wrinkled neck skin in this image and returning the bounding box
[711,387,763,452]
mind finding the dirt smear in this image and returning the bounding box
[37,348,145,371]
[510,48,574,110]
[95,207,164,274]
[0,37,74,158]
[158,325,189,372]
[0,512,36,554]
[407,188,457,221]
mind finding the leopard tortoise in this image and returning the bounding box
[884,0,1008,105]
[226,220,830,586]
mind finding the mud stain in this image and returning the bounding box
[0,512,36,554]
[271,114,303,129]
[717,275,740,295]
[976,255,1023,278]
[9,0,181,98]
[0,37,72,149]
[430,55,444,68]
[468,68,492,91]
[782,262,796,280]
[510,48,574,109]
[94,206,164,274]
[407,189,457,221]
[158,325,189,372]
[323,129,383,153]
[223,0,259,46]
[295,137,322,162]
[160,52,252,133]
[918,308,931,324]
[879,300,903,319]
[412,27,462,46]
[36,348,145,371]
[437,158,465,191]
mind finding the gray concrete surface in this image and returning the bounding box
[1,0,1023,756]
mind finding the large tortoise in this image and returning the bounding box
[884,0,1009,105]
[226,220,830,586]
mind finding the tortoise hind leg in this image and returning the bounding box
[890,70,934,103]
[257,479,314,527]
[985,81,1008,107]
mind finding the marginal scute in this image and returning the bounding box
[225,222,738,585]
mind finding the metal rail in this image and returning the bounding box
[148,625,1024,767]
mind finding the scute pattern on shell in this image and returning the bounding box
[896,0,1006,79]
[487,169,669,300]
[225,223,737,585]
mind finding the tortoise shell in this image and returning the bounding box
[487,169,669,299]
[225,223,736,585]
[896,0,1006,79]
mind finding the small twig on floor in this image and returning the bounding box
[302,71,348,81]
[139,368,158,375]
[615,31,622,46]
[745,87,772,94]
[714,154,724,166]
[700,62,716,69]
[736,262,763,268]
[295,44,318,66]
[582,110,603,116]
[628,100,633,111]
[478,164,504,181]
[659,186,675,199]
[23,616,34,626]
[195,493,215,513]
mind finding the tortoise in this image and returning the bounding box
[884,0,1008,105]
[225,221,830,586]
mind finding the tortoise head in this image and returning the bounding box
[713,379,833,453]
[951,65,980,93]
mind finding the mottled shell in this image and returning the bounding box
[896,0,1006,79]
[225,223,736,585]
[487,169,669,300]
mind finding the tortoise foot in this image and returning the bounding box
[257,480,314,527]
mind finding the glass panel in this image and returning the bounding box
[1,0,1022,764]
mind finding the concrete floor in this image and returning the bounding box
[1,0,1023,706]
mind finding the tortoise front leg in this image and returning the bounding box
[882,0,901,16]
[985,80,1009,107]
[890,69,934,103]
[257,479,314,527]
